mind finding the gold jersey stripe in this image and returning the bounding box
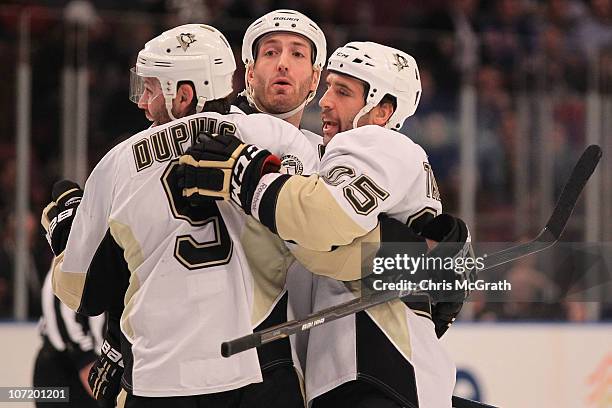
[241,218,294,325]
[275,175,368,251]
[290,226,380,281]
[51,252,86,312]
[109,219,145,340]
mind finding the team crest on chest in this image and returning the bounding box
[280,154,304,175]
[393,53,410,71]
[177,33,196,51]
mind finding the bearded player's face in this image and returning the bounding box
[319,72,370,145]
[137,77,172,126]
[247,32,318,114]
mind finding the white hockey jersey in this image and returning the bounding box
[252,124,442,254]
[284,128,322,372]
[51,110,318,397]
[250,125,455,407]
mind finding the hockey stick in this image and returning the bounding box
[221,145,602,358]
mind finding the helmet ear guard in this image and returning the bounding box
[241,9,327,118]
[130,24,236,120]
[327,41,422,130]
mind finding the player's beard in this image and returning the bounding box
[321,109,353,145]
[254,77,311,114]
[142,93,173,126]
[149,104,173,126]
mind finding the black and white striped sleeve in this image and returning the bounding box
[40,270,102,370]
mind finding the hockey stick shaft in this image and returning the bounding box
[222,145,602,358]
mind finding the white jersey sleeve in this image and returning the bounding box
[251,125,442,251]
[51,143,122,313]
[220,112,319,175]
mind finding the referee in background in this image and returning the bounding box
[33,268,105,408]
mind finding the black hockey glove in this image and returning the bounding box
[431,301,464,338]
[421,214,477,301]
[178,132,281,214]
[41,179,83,256]
[374,214,476,338]
[420,214,477,338]
[88,319,124,407]
[375,213,476,301]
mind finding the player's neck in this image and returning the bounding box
[284,110,304,128]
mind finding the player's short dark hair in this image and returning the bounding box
[363,83,397,112]
[379,94,397,111]
[178,81,231,115]
[202,97,231,114]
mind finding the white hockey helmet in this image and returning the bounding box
[241,9,327,119]
[130,24,236,120]
[327,41,422,130]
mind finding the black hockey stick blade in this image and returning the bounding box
[452,396,498,408]
[221,145,602,357]
[544,144,601,240]
[482,144,602,270]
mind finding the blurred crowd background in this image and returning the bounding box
[0,0,610,321]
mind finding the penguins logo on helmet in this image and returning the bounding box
[176,33,196,51]
[393,53,410,72]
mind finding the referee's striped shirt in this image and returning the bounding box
[38,269,105,368]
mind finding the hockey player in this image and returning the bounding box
[49,11,328,406]
[41,24,320,408]
[231,21,468,401]
[177,42,472,407]
[232,8,327,376]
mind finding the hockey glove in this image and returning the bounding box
[41,180,83,256]
[420,214,477,338]
[431,301,464,338]
[88,323,124,407]
[421,214,477,300]
[178,132,281,214]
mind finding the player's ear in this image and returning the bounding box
[246,64,255,87]
[309,69,320,93]
[371,101,394,126]
[176,83,195,114]
[178,83,194,103]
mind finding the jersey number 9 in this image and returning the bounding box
[162,160,233,269]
